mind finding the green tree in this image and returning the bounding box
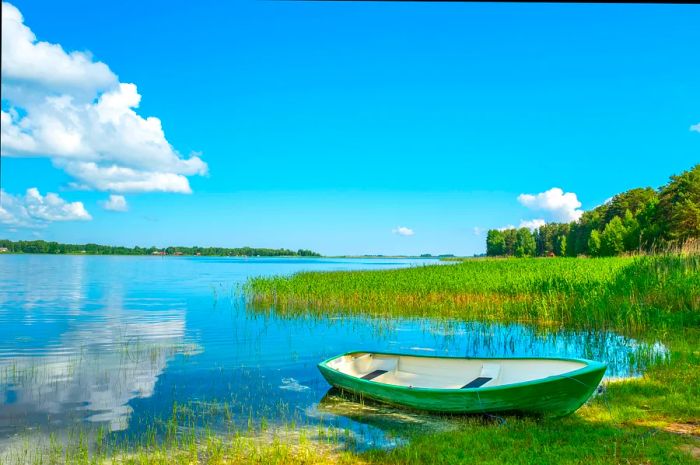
[603,187,657,224]
[655,163,700,245]
[503,229,518,256]
[514,228,536,257]
[486,230,506,256]
[534,224,555,256]
[588,230,601,257]
[557,235,567,257]
[569,209,603,256]
[601,216,627,256]
[637,196,661,250]
[622,209,641,252]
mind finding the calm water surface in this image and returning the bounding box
[0,255,667,453]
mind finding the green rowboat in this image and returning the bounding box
[318,351,607,417]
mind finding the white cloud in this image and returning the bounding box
[24,188,92,221]
[392,226,414,236]
[1,2,116,101]
[519,218,546,230]
[62,161,194,193]
[473,227,483,236]
[497,220,544,231]
[0,2,206,194]
[517,187,583,222]
[0,190,46,229]
[101,194,128,212]
[1,188,91,228]
[690,122,700,133]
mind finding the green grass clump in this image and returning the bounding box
[246,255,699,332]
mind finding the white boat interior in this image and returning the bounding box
[326,353,588,389]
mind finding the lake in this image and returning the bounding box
[0,255,668,454]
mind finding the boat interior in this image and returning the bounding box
[326,352,588,389]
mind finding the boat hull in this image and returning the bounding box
[318,352,606,417]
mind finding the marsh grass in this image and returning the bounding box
[246,255,699,333]
[241,254,700,464]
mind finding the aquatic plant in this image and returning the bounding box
[245,255,699,333]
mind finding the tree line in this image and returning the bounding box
[0,240,321,257]
[486,163,699,257]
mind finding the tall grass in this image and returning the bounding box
[245,255,699,333]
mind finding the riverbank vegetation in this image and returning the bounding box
[486,163,699,258]
[242,254,700,463]
[247,255,699,333]
[0,239,320,257]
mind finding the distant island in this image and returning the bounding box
[0,240,321,257]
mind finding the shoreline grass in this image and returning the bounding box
[246,255,699,334]
[242,254,700,464]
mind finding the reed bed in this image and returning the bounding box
[246,255,700,333]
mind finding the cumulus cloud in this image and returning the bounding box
[691,122,700,133]
[517,187,583,222]
[62,161,195,193]
[1,2,115,99]
[392,226,415,236]
[0,2,206,194]
[100,194,128,212]
[519,218,546,230]
[1,188,91,228]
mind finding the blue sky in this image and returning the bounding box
[1,1,698,256]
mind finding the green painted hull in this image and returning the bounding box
[318,351,606,417]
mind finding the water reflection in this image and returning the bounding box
[0,294,193,433]
[307,388,451,450]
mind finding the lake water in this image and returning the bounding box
[0,255,668,454]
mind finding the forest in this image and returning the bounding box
[0,240,321,257]
[486,164,699,257]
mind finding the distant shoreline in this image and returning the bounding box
[0,239,320,258]
[0,239,460,259]
[327,255,456,259]
[0,252,457,259]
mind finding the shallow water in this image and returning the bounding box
[0,255,668,453]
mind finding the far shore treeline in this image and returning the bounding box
[0,240,321,257]
[486,164,700,257]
